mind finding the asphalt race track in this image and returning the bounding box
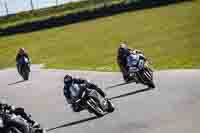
[0,65,200,133]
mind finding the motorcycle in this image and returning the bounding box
[0,104,46,133]
[70,84,115,117]
[18,57,30,80]
[126,54,155,88]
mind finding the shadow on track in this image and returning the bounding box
[105,82,130,90]
[108,87,153,100]
[46,116,98,132]
[8,80,26,85]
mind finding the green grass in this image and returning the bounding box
[0,0,122,29]
[0,0,200,71]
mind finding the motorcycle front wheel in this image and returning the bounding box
[6,119,29,133]
[142,69,155,88]
[86,97,104,117]
[21,65,30,80]
[6,127,23,133]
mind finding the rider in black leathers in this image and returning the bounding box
[117,42,144,81]
[63,74,106,112]
[0,102,39,128]
[16,48,30,73]
[117,43,133,81]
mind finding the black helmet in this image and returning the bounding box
[64,74,73,85]
[0,101,3,110]
[0,100,8,110]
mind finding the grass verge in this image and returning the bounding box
[0,0,199,71]
[0,0,122,29]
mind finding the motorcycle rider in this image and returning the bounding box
[127,50,147,70]
[16,48,30,74]
[0,102,40,128]
[117,42,143,81]
[63,74,106,112]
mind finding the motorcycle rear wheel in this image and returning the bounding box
[106,100,115,113]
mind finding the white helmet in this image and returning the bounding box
[119,43,127,49]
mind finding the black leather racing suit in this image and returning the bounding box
[63,78,105,112]
[117,47,131,80]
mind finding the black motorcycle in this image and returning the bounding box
[18,57,30,80]
[0,104,28,133]
[126,54,155,88]
[70,84,115,117]
[0,104,45,133]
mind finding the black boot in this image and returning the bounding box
[72,104,82,112]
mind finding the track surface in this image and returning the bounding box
[0,65,200,133]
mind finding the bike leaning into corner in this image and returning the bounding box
[126,51,155,88]
[16,48,31,81]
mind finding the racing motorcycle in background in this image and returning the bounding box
[69,84,115,117]
[0,104,46,133]
[126,53,155,88]
[18,56,30,80]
